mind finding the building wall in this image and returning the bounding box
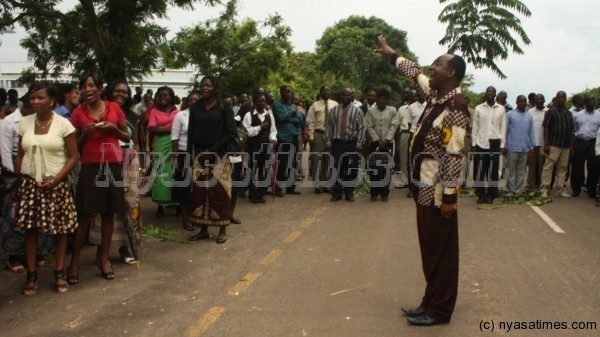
[0,61,198,98]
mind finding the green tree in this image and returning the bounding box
[263,52,352,106]
[162,0,292,96]
[314,15,416,102]
[0,0,221,82]
[438,0,531,79]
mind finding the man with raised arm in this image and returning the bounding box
[376,35,470,326]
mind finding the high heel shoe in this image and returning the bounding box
[99,261,115,280]
[23,271,38,296]
[54,269,69,293]
[66,266,80,285]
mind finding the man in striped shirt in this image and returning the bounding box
[325,88,365,202]
[540,91,574,198]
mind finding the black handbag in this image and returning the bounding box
[0,167,21,198]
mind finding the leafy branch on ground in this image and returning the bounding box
[142,224,188,243]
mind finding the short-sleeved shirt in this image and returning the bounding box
[16,112,75,182]
[542,107,574,149]
[171,109,190,151]
[70,101,126,164]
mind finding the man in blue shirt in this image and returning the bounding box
[272,85,304,196]
[571,96,600,198]
[505,95,535,197]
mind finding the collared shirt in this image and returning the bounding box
[472,101,506,149]
[273,99,303,143]
[365,105,398,142]
[393,56,470,207]
[307,99,338,140]
[573,109,600,141]
[171,109,190,150]
[397,104,410,130]
[527,106,548,146]
[0,108,23,170]
[325,103,365,149]
[570,106,583,118]
[407,101,426,132]
[543,106,574,148]
[243,109,278,141]
[505,109,535,153]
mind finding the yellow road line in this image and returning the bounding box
[313,207,328,216]
[227,272,262,296]
[186,306,226,337]
[300,217,316,229]
[283,230,302,243]
[260,249,283,265]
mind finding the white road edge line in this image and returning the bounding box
[529,205,565,234]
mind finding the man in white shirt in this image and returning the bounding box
[407,92,427,133]
[394,89,415,188]
[1,107,25,170]
[307,86,338,193]
[526,94,548,189]
[243,94,278,203]
[472,86,506,204]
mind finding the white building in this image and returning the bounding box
[0,60,198,98]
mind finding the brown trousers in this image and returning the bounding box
[416,203,459,322]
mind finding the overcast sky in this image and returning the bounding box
[1,0,599,102]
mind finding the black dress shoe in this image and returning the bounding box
[407,314,448,326]
[477,196,486,204]
[345,195,355,202]
[401,306,425,317]
[485,197,494,204]
[230,217,241,225]
[381,197,389,202]
[330,196,342,202]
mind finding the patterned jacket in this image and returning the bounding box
[393,57,471,207]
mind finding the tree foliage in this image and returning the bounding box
[162,0,292,96]
[314,16,416,101]
[438,0,531,79]
[0,0,221,82]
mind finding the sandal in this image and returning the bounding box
[23,271,38,296]
[99,261,115,280]
[54,269,69,293]
[7,257,25,274]
[66,266,80,285]
[119,247,136,265]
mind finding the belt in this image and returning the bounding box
[576,138,596,142]
[314,129,325,134]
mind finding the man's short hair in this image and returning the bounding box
[448,54,466,82]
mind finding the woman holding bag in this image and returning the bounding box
[187,76,236,244]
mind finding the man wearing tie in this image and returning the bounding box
[325,88,365,202]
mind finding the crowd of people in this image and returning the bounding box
[0,68,599,298]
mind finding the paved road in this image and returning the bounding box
[1,186,599,337]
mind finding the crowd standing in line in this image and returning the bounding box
[1,60,599,299]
